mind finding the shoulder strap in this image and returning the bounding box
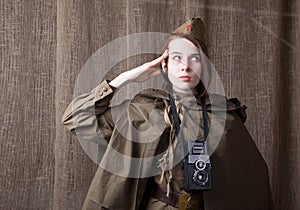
[168,94,209,157]
[200,97,209,139]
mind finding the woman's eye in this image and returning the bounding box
[172,55,181,61]
[191,56,200,61]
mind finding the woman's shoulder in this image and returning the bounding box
[206,94,247,123]
[130,88,169,104]
[111,89,169,116]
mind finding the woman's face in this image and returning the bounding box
[166,38,202,94]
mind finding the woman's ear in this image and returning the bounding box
[161,59,168,73]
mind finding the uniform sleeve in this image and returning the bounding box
[61,80,115,143]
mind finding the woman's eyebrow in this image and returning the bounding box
[170,52,182,55]
[170,52,200,56]
[170,52,200,57]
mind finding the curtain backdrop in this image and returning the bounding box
[1,0,299,209]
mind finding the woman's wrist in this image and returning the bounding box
[109,72,126,89]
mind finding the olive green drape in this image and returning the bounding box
[1,0,299,209]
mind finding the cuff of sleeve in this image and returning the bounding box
[94,80,115,101]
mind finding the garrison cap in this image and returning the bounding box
[172,17,206,46]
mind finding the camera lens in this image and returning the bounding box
[195,159,206,170]
[193,170,208,185]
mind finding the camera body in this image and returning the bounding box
[183,140,212,192]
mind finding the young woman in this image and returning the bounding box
[62,18,273,210]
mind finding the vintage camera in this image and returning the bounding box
[183,140,212,192]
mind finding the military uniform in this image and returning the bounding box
[62,80,273,210]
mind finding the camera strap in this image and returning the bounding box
[168,94,209,156]
[169,94,185,160]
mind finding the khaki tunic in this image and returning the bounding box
[62,80,273,210]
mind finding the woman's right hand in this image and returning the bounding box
[109,50,168,88]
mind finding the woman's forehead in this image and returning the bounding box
[168,38,199,54]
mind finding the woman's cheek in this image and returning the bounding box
[168,72,178,83]
[191,63,201,74]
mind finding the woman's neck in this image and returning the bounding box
[172,87,198,96]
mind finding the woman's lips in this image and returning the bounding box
[179,76,191,82]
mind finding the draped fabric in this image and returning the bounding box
[1,0,299,209]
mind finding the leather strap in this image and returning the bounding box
[152,185,204,209]
[152,186,179,208]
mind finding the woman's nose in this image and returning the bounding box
[180,61,190,71]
